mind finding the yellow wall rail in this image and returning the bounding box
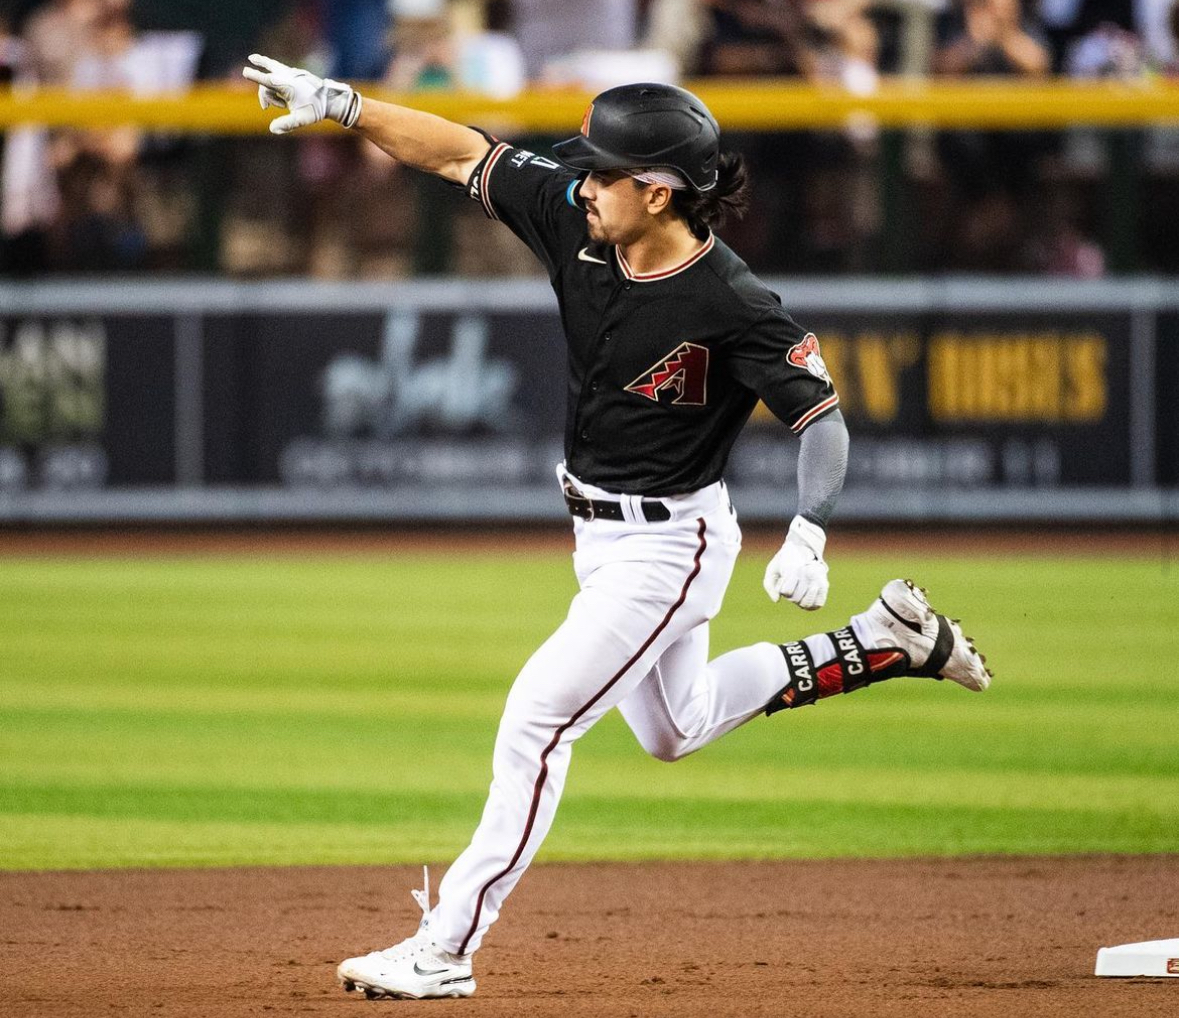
[0,79,1177,133]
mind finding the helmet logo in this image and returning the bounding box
[580,103,595,138]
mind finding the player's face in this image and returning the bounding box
[581,170,653,246]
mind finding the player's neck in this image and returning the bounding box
[617,220,707,277]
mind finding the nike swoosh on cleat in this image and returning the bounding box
[578,247,608,264]
[413,962,451,977]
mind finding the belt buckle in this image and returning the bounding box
[563,479,595,522]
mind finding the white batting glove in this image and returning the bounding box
[763,515,829,611]
[242,54,363,135]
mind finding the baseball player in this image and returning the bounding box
[243,54,992,1001]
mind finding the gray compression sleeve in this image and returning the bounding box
[796,409,849,530]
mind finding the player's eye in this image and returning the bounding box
[591,170,624,185]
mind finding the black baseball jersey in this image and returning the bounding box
[464,139,840,497]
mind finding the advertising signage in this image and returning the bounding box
[0,292,1170,510]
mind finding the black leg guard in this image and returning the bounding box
[766,626,914,716]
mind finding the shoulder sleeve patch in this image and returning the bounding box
[786,333,833,386]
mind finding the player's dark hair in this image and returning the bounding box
[671,151,750,239]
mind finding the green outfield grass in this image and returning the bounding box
[1,545,1177,870]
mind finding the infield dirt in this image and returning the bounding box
[3,856,1176,1017]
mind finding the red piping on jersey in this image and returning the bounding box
[790,393,840,434]
[616,233,715,281]
[456,517,709,956]
[480,143,510,221]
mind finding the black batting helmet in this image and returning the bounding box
[552,83,720,193]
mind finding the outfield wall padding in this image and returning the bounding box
[0,277,1176,524]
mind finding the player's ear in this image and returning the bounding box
[645,184,673,216]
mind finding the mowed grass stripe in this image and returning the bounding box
[6,759,1179,816]
[1,551,1176,869]
[3,695,1174,779]
[2,797,1172,871]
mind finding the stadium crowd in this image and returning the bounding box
[0,0,1176,277]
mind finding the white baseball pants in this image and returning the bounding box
[430,470,792,956]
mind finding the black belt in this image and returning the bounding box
[563,483,671,523]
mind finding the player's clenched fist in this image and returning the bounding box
[763,515,829,610]
[242,54,362,135]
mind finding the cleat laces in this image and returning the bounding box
[374,867,435,962]
[409,864,431,921]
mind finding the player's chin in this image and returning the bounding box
[586,213,610,244]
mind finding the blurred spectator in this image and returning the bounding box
[0,0,1172,278]
[931,0,1053,270]
[1039,0,1175,70]
[52,0,149,269]
[1170,0,1179,72]
[697,0,878,83]
[694,0,883,273]
[130,0,293,79]
[0,11,57,272]
[1,0,206,272]
[702,0,816,75]
[1022,188,1106,275]
[1066,19,1146,73]
[323,0,390,79]
[1,0,94,271]
[642,0,710,75]
[0,14,19,84]
[934,0,1051,76]
[385,10,454,90]
[22,0,95,82]
[454,1,526,99]
[512,0,638,80]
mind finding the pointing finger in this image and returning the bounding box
[248,53,287,74]
[242,66,277,89]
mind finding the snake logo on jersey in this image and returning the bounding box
[624,342,710,405]
[787,333,832,385]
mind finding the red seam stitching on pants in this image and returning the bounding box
[456,516,709,955]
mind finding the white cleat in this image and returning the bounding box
[855,578,992,691]
[337,866,476,1000]
[337,931,475,1000]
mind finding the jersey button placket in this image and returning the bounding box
[585,333,610,436]
[571,285,623,465]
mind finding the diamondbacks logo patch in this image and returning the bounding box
[787,333,832,385]
[580,103,595,137]
[624,342,709,405]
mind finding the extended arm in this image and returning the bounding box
[764,410,849,610]
[354,100,490,184]
[242,54,490,185]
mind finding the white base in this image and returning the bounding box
[1095,938,1179,977]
